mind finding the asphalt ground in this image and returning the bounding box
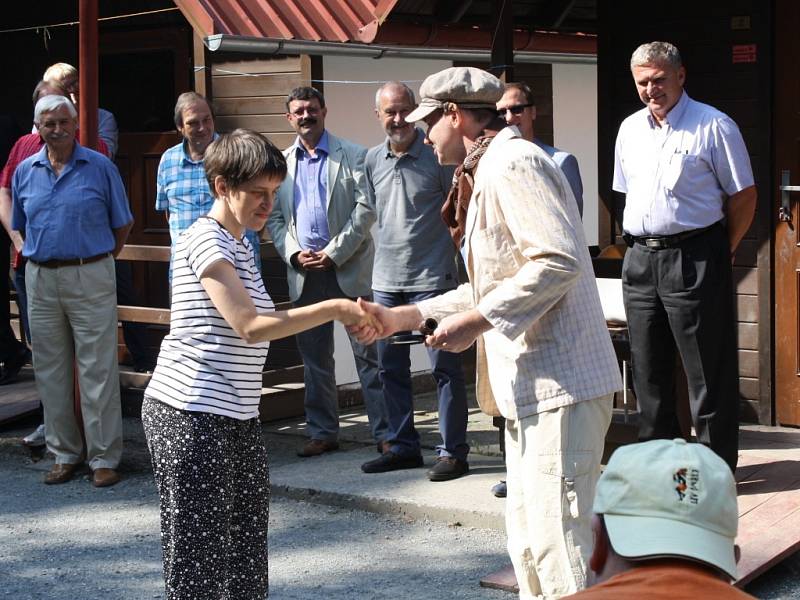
[0,405,798,599]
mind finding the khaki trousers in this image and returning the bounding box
[27,257,122,470]
[505,395,613,600]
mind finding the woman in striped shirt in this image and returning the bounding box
[142,129,376,600]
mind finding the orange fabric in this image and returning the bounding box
[564,562,755,600]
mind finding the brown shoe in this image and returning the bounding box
[297,439,339,457]
[44,463,79,485]
[92,468,121,488]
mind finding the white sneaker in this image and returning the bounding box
[22,424,46,447]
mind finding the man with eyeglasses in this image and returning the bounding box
[497,82,584,216]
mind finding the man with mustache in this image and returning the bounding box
[614,42,756,471]
[359,81,469,480]
[11,94,133,487]
[267,87,387,458]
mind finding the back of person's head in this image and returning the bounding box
[286,86,326,110]
[203,128,287,194]
[173,92,214,128]
[594,438,738,580]
[34,94,77,125]
[43,62,78,83]
[32,80,67,106]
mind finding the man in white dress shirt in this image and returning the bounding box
[613,41,756,472]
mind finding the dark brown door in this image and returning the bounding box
[99,26,192,308]
[775,1,800,423]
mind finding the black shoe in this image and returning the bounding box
[491,480,507,498]
[361,451,423,473]
[427,456,469,481]
[0,347,30,385]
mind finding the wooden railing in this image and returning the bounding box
[115,244,305,421]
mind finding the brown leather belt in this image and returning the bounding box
[30,252,110,268]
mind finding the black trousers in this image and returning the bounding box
[0,232,24,363]
[622,223,739,471]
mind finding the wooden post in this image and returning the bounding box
[78,0,99,151]
[491,0,514,82]
[76,0,99,437]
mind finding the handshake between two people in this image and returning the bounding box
[345,298,493,353]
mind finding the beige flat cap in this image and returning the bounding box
[405,67,504,122]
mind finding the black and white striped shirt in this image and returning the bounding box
[145,217,273,420]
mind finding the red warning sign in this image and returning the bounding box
[732,44,757,63]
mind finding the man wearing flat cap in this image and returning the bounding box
[563,439,754,599]
[350,66,622,598]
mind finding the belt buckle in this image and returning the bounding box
[645,238,666,249]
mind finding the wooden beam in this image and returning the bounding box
[193,32,212,99]
[118,306,170,325]
[117,244,171,262]
[78,0,99,152]
[490,0,514,81]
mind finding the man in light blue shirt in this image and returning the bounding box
[156,92,261,276]
[268,87,387,458]
[613,41,757,472]
[497,82,584,217]
[12,94,133,488]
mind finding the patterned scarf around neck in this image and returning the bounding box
[440,133,497,248]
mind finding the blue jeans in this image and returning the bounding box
[295,270,387,443]
[373,289,469,461]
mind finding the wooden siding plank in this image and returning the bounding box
[739,377,759,401]
[738,322,758,349]
[215,97,289,116]
[739,350,758,378]
[265,132,296,148]
[215,114,293,133]
[213,56,303,74]
[736,295,758,322]
[212,73,306,98]
[118,306,171,325]
[734,266,758,295]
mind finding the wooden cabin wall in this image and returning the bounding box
[598,1,773,423]
[206,52,320,368]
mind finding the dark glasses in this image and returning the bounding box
[497,103,534,116]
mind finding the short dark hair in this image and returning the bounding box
[504,82,535,106]
[174,92,214,128]
[286,86,325,111]
[461,107,504,130]
[32,79,67,105]
[204,129,287,194]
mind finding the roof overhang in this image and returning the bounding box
[174,0,596,64]
[204,33,597,64]
[173,0,400,43]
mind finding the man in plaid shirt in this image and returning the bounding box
[156,92,261,275]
